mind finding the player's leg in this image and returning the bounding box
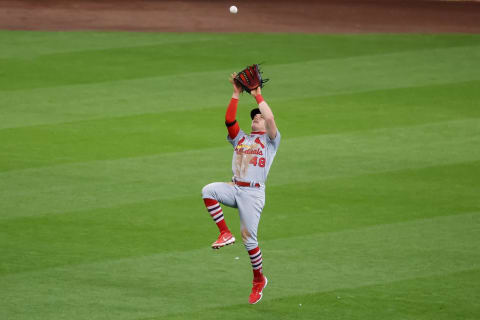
[201,182,237,249]
[236,188,267,304]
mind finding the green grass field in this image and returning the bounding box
[1,30,479,319]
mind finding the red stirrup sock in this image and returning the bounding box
[248,246,264,281]
[203,198,230,233]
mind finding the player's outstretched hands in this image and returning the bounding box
[230,72,243,97]
[250,87,261,97]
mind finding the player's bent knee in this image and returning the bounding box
[201,183,216,199]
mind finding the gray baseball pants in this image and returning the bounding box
[202,182,265,250]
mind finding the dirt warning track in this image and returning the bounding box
[0,0,479,33]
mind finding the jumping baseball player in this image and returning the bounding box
[201,65,280,304]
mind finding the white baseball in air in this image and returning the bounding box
[230,5,238,14]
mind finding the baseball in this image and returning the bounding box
[229,5,238,14]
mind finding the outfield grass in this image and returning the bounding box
[1,31,479,320]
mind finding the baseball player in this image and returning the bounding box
[201,72,281,304]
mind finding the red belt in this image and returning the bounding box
[234,180,261,188]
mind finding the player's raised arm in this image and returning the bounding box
[251,87,277,140]
[225,73,242,139]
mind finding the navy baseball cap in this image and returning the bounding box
[250,108,261,119]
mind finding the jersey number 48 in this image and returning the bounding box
[249,156,266,167]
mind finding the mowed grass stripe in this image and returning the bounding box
[0,30,218,59]
[266,160,480,239]
[166,269,480,320]
[1,212,478,320]
[1,160,478,275]
[2,80,480,171]
[2,33,479,90]
[2,32,476,60]
[279,80,480,137]
[271,118,480,185]
[1,118,479,219]
[2,44,480,129]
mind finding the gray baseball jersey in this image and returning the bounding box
[228,130,281,186]
[202,129,281,250]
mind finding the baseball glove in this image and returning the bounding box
[234,64,269,94]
